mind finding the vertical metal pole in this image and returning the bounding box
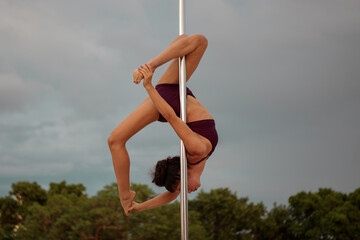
[179,0,188,240]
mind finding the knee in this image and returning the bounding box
[108,131,126,150]
[192,34,208,47]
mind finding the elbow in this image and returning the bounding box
[166,191,180,202]
[187,143,207,159]
[170,192,180,202]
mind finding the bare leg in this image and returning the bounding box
[108,97,158,215]
[147,34,205,69]
[133,34,208,84]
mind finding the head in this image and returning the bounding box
[152,156,180,193]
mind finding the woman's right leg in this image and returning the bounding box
[108,97,159,215]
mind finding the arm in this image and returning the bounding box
[138,65,207,157]
[144,84,178,123]
[129,191,180,213]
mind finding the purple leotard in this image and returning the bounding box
[155,84,196,122]
[187,119,218,163]
[155,84,218,161]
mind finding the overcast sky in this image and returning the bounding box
[1,0,359,208]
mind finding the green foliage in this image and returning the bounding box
[130,182,156,202]
[288,188,360,240]
[10,181,47,209]
[190,188,266,240]
[2,181,48,239]
[90,182,127,239]
[127,183,207,240]
[14,188,92,240]
[0,197,21,240]
[128,201,208,240]
[48,180,86,197]
[259,203,292,240]
[1,181,359,240]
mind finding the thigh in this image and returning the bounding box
[110,97,159,142]
[156,42,207,85]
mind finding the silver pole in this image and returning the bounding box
[179,0,188,240]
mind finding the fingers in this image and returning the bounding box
[188,188,198,193]
[138,67,146,77]
[138,68,147,79]
[143,64,151,72]
[139,65,151,77]
[189,185,200,193]
[127,201,138,214]
[134,64,153,85]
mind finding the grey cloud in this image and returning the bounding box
[0,0,359,207]
[0,73,37,113]
[188,0,360,204]
[0,0,159,119]
[0,121,55,145]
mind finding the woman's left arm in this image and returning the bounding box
[138,65,207,157]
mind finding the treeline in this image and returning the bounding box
[0,181,359,240]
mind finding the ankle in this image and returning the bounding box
[120,190,134,201]
[146,61,157,72]
[120,191,131,200]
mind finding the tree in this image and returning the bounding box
[0,197,21,240]
[14,190,91,240]
[129,200,208,240]
[258,203,292,240]
[89,182,128,240]
[347,188,360,238]
[2,181,48,239]
[190,188,266,240]
[3,180,359,240]
[10,181,47,209]
[12,181,90,240]
[48,180,86,197]
[288,188,360,240]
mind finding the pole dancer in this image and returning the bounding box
[108,34,218,216]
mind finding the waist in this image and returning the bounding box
[186,98,213,122]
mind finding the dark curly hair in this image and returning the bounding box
[152,156,180,192]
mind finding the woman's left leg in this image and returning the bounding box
[108,97,159,215]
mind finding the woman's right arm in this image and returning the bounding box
[128,191,179,213]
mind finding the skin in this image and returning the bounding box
[107,34,213,215]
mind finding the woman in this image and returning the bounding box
[108,34,218,215]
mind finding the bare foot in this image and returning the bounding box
[133,64,155,84]
[133,69,143,84]
[120,190,136,216]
